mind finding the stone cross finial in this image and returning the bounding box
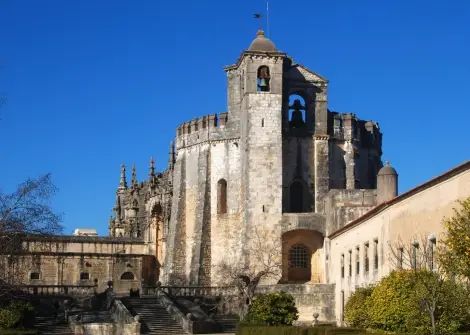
[119,164,127,190]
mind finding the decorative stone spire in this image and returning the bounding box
[149,157,156,179]
[131,164,138,188]
[119,164,127,190]
[168,141,175,169]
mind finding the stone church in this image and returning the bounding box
[12,30,470,325]
[109,29,391,287]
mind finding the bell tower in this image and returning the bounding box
[225,30,286,234]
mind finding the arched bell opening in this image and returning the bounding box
[288,94,307,128]
[281,229,324,283]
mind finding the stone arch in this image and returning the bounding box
[120,271,135,280]
[288,94,306,128]
[282,229,324,283]
[257,66,270,92]
[217,179,227,214]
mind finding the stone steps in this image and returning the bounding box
[34,315,73,335]
[122,297,186,334]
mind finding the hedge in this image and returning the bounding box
[237,325,365,335]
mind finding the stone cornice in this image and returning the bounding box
[177,137,240,150]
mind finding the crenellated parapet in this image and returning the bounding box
[175,112,236,150]
[329,112,382,150]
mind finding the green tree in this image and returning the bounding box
[344,286,374,328]
[245,291,298,326]
[439,197,470,283]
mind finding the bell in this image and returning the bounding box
[259,78,267,87]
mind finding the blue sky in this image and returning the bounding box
[0,0,469,235]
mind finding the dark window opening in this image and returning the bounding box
[257,66,270,92]
[429,237,436,270]
[356,247,360,275]
[121,272,135,280]
[364,243,370,273]
[289,244,309,268]
[217,179,227,214]
[374,239,379,270]
[288,95,306,128]
[289,181,304,213]
[80,272,90,280]
[30,272,40,280]
[341,254,345,278]
[412,241,419,269]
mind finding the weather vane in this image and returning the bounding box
[253,0,270,36]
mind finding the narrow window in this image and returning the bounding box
[398,247,404,269]
[365,243,370,273]
[261,118,264,127]
[120,272,135,280]
[429,236,437,270]
[355,246,360,275]
[412,241,419,269]
[30,272,40,280]
[374,239,379,270]
[257,66,270,92]
[217,179,227,214]
[348,250,352,277]
[341,254,345,278]
[80,272,90,280]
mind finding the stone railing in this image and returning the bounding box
[157,287,221,334]
[16,284,97,297]
[69,299,140,335]
[143,285,236,297]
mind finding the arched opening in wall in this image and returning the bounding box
[289,180,304,213]
[288,94,306,128]
[217,179,227,214]
[152,203,163,219]
[282,230,324,283]
[120,272,135,280]
[257,66,270,92]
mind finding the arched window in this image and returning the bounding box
[257,66,270,92]
[217,179,228,214]
[289,244,309,268]
[152,203,163,218]
[80,272,90,280]
[288,94,306,128]
[289,181,304,213]
[30,272,40,280]
[121,272,135,280]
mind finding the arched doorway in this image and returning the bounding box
[282,229,324,283]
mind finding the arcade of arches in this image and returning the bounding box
[281,229,324,283]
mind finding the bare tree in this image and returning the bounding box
[0,174,62,297]
[217,227,282,319]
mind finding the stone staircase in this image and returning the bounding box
[122,296,186,334]
[34,314,73,335]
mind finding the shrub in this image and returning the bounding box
[344,286,373,328]
[236,326,365,335]
[0,309,21,330]
[0,301,34,330]
[245,292,299,326]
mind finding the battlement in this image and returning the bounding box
[330,112,381,146]
[175,112,234,150]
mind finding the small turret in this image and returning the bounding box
[377,162,398,204]
[118,164,127,191]
[149,157,156,178]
